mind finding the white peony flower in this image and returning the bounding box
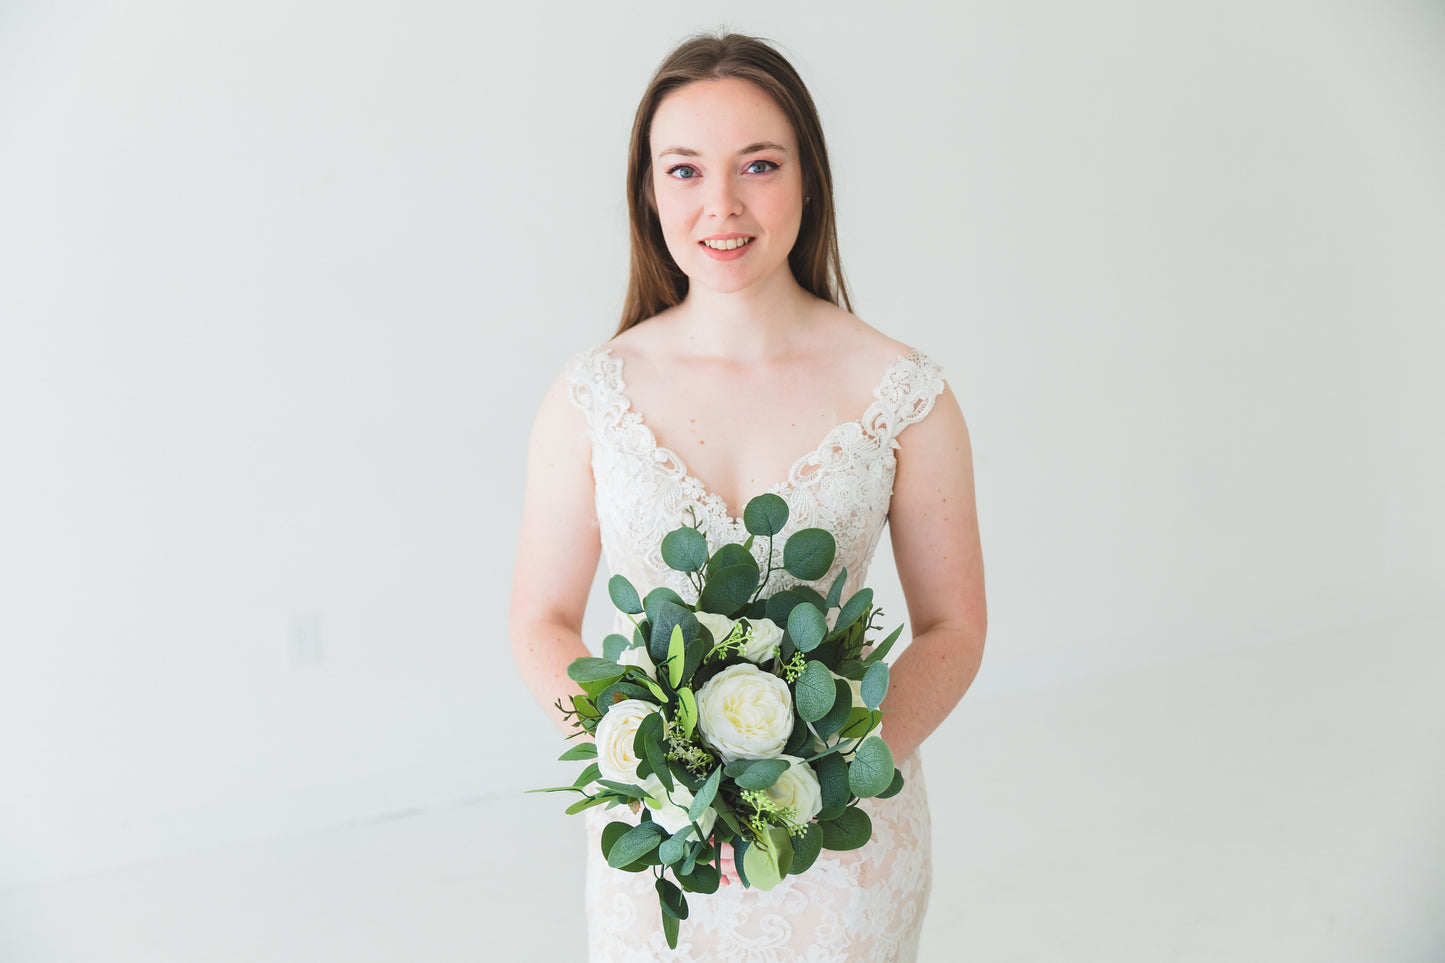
[741,618,784,663]
[695,663,794,762]
[695,611,736,646]
[616,643,657,681]
[765,755,823,825]
[594,699,658,784]
[641,774,717,838]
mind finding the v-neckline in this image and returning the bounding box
[597,346,917,525]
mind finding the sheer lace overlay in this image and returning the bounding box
[564,345,947,963]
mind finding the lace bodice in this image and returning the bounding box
[564,344,947,963]
[565,345,946,607]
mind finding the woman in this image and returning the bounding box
[510,33,986,962]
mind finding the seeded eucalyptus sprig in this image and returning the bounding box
[530,493,906,950]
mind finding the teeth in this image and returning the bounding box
[702,237,753,251]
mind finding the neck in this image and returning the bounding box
[671,271,816,363]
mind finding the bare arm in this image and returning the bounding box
[508,371,603,737]
[879,383,987,762]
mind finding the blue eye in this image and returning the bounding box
[746,160,779,174]
[666,164,698,179]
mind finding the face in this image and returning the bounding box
[648,77,805,298]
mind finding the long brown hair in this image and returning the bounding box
[617,33,852,335]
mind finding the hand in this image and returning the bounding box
[718,842,742,888]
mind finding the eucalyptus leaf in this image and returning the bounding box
[705,543,757,579]
[656,877,690,920]
[876,768,906,799]
[572,762,601,788]
[819,806,873,851]
[824,567,849,609]
[833,588,873,636]
[565,794,608,815]
[568,658,627,685]
[676,861,720,895]
[599,820,631,861]
[815,752,850,821]
[662,913,679,950]
[741,825,794,891]
[794,660,836,723]
[661,527,709,573]
[558,742,598,762]
[848,735,895,798]
[742,492,789,536]
[790,822,823,875]
[648,599,698,664]
[602,634,629,662]
[697,563,760,616]
[733,758,790,791]
[689,766,722,821]
[764,589,804,626]
[861,662,890,710]
[608,574,643,614]
[659,829,692,866]
[597,779,649,800]
[607,822,665,869]
[812,679,855,738]
[782,528,835,580]
[787,604,827,653]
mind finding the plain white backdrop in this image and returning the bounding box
[1,2,1442,949]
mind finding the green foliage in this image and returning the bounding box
[666,625,685,688]
[787,603,827,653]
[861,661,889,709]
[608,574,642,614]
[811,679,855,738]
[728,757,790,791]
[741,825,794,890]
[782,528,836,580]
[675,687,698,740]
[820,806,873,851]
[833,589,873,636]
[794,660,836,722]
[656,877,689,920]
[689,766,722,821]
[607,822,664,869]
[824,567,849,609]
[558,743,598,762]
[790,822,823,875]
[567,658,626,686]
[705,543,756,580]
[697,563,760,616]
[876,768,906,799]
[848,736,896,798]
[743,493,789,536]
[661,527,709,573]
[634,711,672,793]
[864,624,904,665]
[764,588,804,626]
[647,599,698,664]
[814,752,850,821]
[676,860,720,894]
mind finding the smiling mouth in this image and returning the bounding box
[700,237,754,251]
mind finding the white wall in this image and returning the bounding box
[1,0,1441,886]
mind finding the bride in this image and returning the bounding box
[510,33,987,962]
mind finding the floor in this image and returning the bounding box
[3,616,1442,962]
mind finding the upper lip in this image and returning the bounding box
[699,232,755,241]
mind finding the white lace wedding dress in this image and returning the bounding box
[565,344,947,963]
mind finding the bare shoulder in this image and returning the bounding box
[801,300,923,386]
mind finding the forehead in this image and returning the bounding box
[649,77,796,155]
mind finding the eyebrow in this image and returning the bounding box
[657,141,790,158]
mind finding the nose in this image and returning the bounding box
[704,174,743,220]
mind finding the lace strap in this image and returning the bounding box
[564,346,626,438]
[865,351,947,445]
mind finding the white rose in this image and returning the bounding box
[616,643,656,681]
[741,618,784,663]
[641,774,717,839]
[594,699,657,784]
[812,673,881,762]
[695,663,794,762]
[695,611,736,646]
[765,756,823,824]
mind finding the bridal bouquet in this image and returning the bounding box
[531,493,905,950]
